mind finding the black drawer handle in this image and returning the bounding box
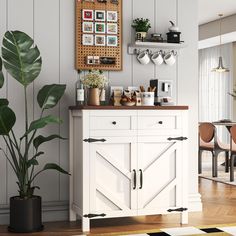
[83,138,106,143]
[158,121,163,124]
[167,207,188,212]
[139,169,143,189]
[133,169,136,190]
[167,137,188,141]
[112,121,117,125]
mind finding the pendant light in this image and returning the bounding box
[212,14,230,73]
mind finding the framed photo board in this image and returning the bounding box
[76,0,123,71]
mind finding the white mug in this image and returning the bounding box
[137,52,150,65]
[151,52,164,65]
[164,52,176,66]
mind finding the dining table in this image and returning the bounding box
[212,120,236,132]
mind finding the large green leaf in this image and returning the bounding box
[2,31,42,87]
[27,158,39,168]
[42,163,70,175]
[37,84,66,110]
[0,106,16,135]
[33,134,66,150]
[25,115,62,136]
[0,99,9,107]
[27,151,45,168]
[0,57,4,89]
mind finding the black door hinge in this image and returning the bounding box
[83,213,106,218]
[167,207,188,212]
[167,137,188,141]
[83,138,106,143]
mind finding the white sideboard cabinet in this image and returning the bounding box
[69,106,189,232]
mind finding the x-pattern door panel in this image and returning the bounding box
[137,136,183,216]
[90,137,138,218]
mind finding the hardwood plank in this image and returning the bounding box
[1,179,236,235]
[132,0,155,88]
[0,0,7,206]
[155,0,177,102]
[7,0,34,202]
[33,0,60,201]
[109,0,132,87]
[59,0,77,201]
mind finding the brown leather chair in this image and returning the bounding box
[199,122,230,177]
[229,125,236,181]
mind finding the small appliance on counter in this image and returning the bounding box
[150,79,174,106]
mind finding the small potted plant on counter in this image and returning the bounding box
[0,30,70,233]
[132,18,151,41]
[81,70,108,106]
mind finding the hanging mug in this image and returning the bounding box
[164,51,176,66]
[151,51,164,65]
[137,51,150,65]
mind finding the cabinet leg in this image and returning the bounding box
[82,218,90,232]
[69,209,77,222]
[181,212,188,225]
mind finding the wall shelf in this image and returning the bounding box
[128,42,187,55]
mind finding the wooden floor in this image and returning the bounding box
[1,178,236,235]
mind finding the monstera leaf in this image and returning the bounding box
[0,106,16,135]
[2,31,42,87]
[37,84,66,110]
[0,57,4,89]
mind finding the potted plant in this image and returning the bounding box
[81,70,108,106]
[0,30,70,233]
[132,18,151,41]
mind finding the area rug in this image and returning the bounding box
[76,223,236,236]
[199,162,236,186]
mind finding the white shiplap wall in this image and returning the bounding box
[0,0,200,223]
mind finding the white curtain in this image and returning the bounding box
[199,43,233,143]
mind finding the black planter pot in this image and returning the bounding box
[8,196,44,233]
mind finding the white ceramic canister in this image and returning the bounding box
[141,92,155,106]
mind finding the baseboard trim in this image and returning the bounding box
[0,201,69,225]
[0,194,202,225]
[188,193,202,212]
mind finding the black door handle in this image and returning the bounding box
[83,138,106,143]
[83,213,106,218]
[167,207,188,212]
[133,170,136,190]
[139,169,143,189]
[167,137,188,141]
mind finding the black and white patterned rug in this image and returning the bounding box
[127,226,236,235]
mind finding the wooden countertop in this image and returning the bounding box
[69,105,189,110]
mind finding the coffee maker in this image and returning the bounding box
[150,79,173,105]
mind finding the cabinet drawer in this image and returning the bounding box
[138,116,177,130]
[90,116,132,130]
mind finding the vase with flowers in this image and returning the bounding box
[81,70,108,106]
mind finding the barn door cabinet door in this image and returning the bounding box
[89,137,138,218]
[137,136,185,216]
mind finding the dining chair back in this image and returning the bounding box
[230,125,236,145]
[199,122,215,143]
[199,122,230,178]
[229,125,236,181]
